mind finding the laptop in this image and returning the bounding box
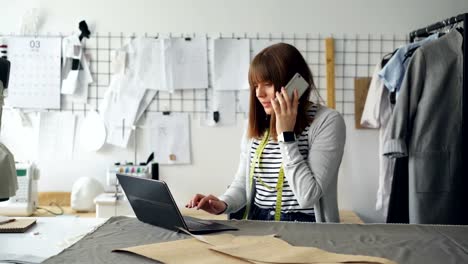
[116,174,238,234]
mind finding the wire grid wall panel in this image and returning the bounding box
[3,32,408,117]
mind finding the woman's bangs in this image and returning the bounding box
[248,56,272,88]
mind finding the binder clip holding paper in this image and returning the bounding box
[213,111,220,123]
[68,20,90,72]
[78,20,91,41]
[200,111,220,127]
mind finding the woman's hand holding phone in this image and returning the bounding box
[272,73,308,135]
[271,87,299,135]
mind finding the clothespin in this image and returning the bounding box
[78,20,91,41]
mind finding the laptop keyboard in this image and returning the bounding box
[184,218,213,230]
[182,216,238,232]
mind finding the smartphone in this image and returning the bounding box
[284,73,309,99]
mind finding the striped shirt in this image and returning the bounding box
[251,105,318,214]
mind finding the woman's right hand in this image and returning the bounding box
[185,194,227,215]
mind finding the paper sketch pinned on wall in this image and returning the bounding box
[251,39,280,59]
[61,34,93,103]
[79,110,106,152]
[213,39,250,91]
[162,37,208,90]
[99,74,147,148]
[124,38,166,91]
[147,112,191,164]
[37,112,76,161]
[5,36,61,109]
[201,90,236,127]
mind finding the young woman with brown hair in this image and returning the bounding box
[187,43,346,222]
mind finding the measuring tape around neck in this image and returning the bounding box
[243,129,285,221]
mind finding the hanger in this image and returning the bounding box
[446,16,464,36]
[437,20,448,37]
[455,17,464,35]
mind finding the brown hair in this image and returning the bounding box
[247,43,320,140]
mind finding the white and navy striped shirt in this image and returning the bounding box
[252,105,318,214]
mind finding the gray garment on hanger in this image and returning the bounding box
[383,30,463,224]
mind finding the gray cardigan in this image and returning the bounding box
[219,105,346,223]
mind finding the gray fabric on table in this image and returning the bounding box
[43,216,468,264]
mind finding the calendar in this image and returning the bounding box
[5,37,62,109]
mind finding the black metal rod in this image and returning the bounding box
[463,13,468,224]
[409,13,465,42]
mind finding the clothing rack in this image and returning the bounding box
[409,13,466,42]
[409,13,468,224]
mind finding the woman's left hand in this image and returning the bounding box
[271,87,299,135]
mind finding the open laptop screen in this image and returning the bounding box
[116,174,187,232]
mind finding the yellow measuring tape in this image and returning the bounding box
[243,129,285,221]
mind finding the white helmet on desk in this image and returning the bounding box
[71,177,104,212]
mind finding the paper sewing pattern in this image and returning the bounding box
[61,34,82,95]
[78,110,106,152]
[111,50,126,75]
[100,38,161,148]
[114,233,397,264]
[61,34,93,103]
[213,39,250,91]
[37,112,76,161]
[135,89,157,123]
[162,37,208,90]
[146,112,191,164]
[5,36,62,109]
[125,38,166,91]
[68,53,92,104]
[100,74,146,148]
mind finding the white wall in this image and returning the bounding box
[2,0,467,223]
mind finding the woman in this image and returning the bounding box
[186,43,346,222]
